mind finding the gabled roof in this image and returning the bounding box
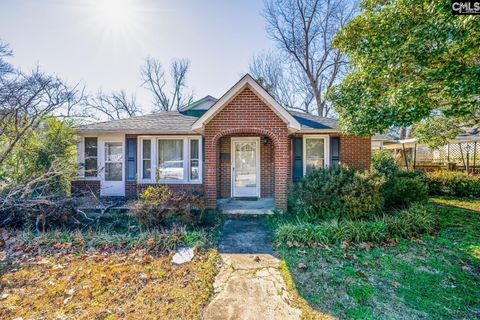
[192,74,302,133]
[78,112,198,134]
[182,95,218,111]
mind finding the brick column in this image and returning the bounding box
[205,136,218,208]
[274,136,289,210]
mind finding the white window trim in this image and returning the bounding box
[137,135,203,184]
[303,134,330,175]
[138,137,156,183]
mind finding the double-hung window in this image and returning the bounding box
[189,139,200,181]
[139,136,202,183]
[104,142,123,181]
[303,135,330,175]
[84,137,98,177]
[142,139,152,180]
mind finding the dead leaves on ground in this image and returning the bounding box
[0,229,218,320]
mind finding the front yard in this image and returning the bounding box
[1,248,218,319]
[0,192,478,319]
[278,198,480,319]
[0,209,223,319]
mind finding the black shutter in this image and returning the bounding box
[292,137,303,182]
[126,138,137,181]
[331,137,340,168]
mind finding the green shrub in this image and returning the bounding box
[372,150,429,209]
[130,185,207,229]
[383,170,429,208]
[372,149,399,177]
[290,166,385,221]
[275,204,436,245]
[427,171,480,197]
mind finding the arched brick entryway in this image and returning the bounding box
[203,87,291,210]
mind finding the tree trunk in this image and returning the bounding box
[399,126,407,139]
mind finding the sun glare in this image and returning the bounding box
[86,0,145,37]
[93,0,134,29]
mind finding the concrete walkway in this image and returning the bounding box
[203,217,301,320]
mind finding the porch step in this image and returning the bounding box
[220,208,275,215]
[218,198,275,215]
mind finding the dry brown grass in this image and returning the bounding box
[0,249,218,319]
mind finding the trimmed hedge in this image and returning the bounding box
[427,171,480,197]
[275,204,436,245]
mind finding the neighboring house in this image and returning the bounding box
[73,74,371,210]
[371,134,396,150]
[382,129,480,172]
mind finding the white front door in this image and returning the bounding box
[100,141,125,196]
[231,137,260,198]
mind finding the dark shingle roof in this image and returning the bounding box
[79,110,343,134]
[289,111,339,130]
[78,112,198,134]
[372,133,396,141]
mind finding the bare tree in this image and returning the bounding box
[0,68,82,166]
[263,0,357,116]
[141,57,194,112]
[86,90,140,121]
[250,51,314,113]
[0,40,13,75]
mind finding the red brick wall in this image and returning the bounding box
[71,180,100,197]
[335,134,371,169]
[204,86,290,209]
[217,135,274,198]
[291,133,371,170]
[126,181,203,198]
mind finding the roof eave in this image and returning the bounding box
[297,128,340,133]
[191,74,302,132]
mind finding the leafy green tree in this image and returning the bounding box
[328,0,479,139]
[0,117,77,193]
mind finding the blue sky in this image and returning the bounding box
[0,0,274,113]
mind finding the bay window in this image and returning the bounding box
[303,135,330,174]
[139,136,202,183]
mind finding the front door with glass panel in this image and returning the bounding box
[101,141,124,196]
[231,138,260,198]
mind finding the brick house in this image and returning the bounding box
[73,74,371,210]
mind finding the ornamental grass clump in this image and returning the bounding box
[275,204,436,246]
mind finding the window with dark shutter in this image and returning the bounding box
[126,138,137,181]
[292,137,303,182]
[331,137,340,168]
